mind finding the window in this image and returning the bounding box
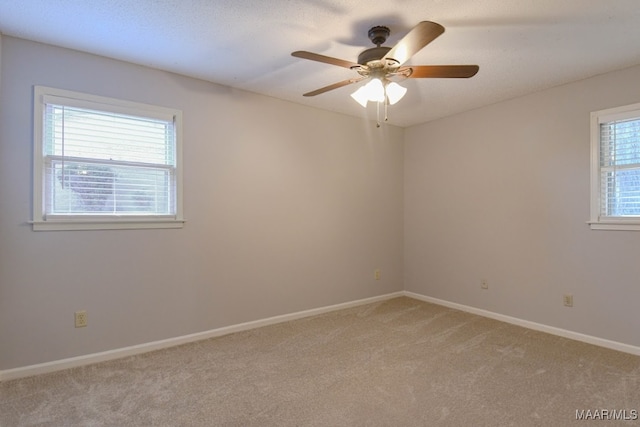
[33,86,183,231]
[590,102,640,230]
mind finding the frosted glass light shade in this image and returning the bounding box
[350,86,369,107]
[365,78,385,102]
[386,82,407,105]
[351,79,406,108]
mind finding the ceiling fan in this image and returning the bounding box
[292,21,479,113]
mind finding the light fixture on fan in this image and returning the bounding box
[350,79,407,107]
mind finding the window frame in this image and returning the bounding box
[589,101,640,231]
[32,86,184,231]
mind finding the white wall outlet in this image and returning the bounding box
[563,294,573,307]
[374,269,381,280]
[481,279,488,290]
[75,310,88,328]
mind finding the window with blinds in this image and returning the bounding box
[590,102,640,230]
[33,86,183,231]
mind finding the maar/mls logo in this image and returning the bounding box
[576,409,638,421]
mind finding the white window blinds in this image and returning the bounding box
[599,116,640,217]
[33,86,183,230]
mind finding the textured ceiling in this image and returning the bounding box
[1,0,640,127]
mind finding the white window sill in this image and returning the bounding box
[588,220,640,231]
[31,218,185,231]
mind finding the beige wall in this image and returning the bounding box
[0,37,404,370]
[405,64,640,347]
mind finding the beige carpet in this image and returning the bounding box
[1,297,639,426]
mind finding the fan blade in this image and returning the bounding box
[406,65,479,78]
[303,77,366,97]
[383,21,445,66]
[292,51,360,69]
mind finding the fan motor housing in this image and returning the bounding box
[357,46,391,65]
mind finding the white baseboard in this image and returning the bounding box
[4,290,638,382]
[403,291,640,356]
[0,292,403,382]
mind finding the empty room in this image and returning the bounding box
[1,1,640,425]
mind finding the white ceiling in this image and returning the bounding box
[1,0,640,127]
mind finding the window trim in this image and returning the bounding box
[32,86,184,231]
[589,101,640,231]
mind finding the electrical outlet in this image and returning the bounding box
[374,269,381,280]
[563,294,573,307]
[481,279,488,290]
[75,310,88,328]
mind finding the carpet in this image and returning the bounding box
[1,297,639,426]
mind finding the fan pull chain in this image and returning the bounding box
[374,100,390,128]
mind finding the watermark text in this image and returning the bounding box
[576,409,638,421]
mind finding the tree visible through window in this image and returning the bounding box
[55,163,115,211]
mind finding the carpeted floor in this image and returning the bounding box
[1,297,639,426]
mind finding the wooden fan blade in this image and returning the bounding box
[303,77,366,97]
[292,51,360,69]
[406,65,479,78]
[382,21,445,66]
